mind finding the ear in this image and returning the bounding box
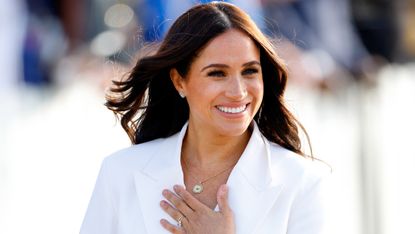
[170,68,186,97]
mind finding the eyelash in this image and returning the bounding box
[242,68,258,75]
[207,70,225,77]
[207,68,259,77]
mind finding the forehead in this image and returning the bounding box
[194,29,260,65]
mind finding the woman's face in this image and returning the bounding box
[173,29,263,137]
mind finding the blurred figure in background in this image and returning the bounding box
[351,0,400,62]
[14,0,408,91]
[0,0,26,91]
[262,0,380,90]
[400,0,415,59]
[136,0,264,42]
[22,0,86,87]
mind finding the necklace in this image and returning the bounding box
[182,158,236,194]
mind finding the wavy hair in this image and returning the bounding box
[106,2,312,157]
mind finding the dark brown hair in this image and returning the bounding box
[106,2,312,157]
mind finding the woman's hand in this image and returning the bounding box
[160,184,235,234]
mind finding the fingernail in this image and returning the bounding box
[160,200,166,207]
[173,185,179,191]
[162,190,168,196]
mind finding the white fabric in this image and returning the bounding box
[80,122,331,234]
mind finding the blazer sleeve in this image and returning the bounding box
[80,158,117,234]
[287,168,332,234]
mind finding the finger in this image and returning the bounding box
[173,185,207,212]
[160,200,186,224]
[160,219,185,233]
[217,184,232,215]
[162,189,194,215]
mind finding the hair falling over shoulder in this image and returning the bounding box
[105,2,313,158]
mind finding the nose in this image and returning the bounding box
[225,76,247,100]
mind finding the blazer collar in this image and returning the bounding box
[225,122,284,233]
[133,123,188,233]
[140,122,187,182]
[134,122,284,234]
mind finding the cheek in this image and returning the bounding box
[186,82,217,109]
[249,78,264,100]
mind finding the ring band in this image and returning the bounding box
[177,215,183,227]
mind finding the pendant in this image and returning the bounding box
[192,183,203,194]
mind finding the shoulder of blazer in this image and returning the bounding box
[266,140,332,189]
[100,133,179,177]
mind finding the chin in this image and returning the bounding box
[216,121,251,137]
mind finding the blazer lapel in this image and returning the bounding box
[133,123,188,234]
[224,123,284,234]
[133,122,284,234]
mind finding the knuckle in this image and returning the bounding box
[169,196,181,207]
[197,207,208,215]
[181,189,193,201]
[175,201,185,210]
[165,204,175,214]
[181,190,191,200]
[163,202,172,210]
[164,192,172,201]
[169,196,178,205]
[184,213,194,222]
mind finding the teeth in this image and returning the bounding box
[217,105,247,114]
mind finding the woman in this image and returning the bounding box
[81,2,330,234]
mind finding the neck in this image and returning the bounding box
[181,122,252,169]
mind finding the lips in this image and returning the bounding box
[216,104,248,114]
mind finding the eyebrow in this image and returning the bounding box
[200,60,261,72]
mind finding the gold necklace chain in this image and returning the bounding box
[182,158,236,194]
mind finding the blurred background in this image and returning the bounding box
[1,0,414,233]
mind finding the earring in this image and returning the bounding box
[179,92,185,98]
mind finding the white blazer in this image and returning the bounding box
[80,122,331,234]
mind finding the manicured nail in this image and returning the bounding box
[160,219,167,225]
[162,190,168,196]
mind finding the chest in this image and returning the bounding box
[116,162,295,234]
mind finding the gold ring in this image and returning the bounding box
[177,215,183,227]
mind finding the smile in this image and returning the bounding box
[216,104,248,114]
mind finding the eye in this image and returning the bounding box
[207,70,226,77]
[242,68,259,76]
